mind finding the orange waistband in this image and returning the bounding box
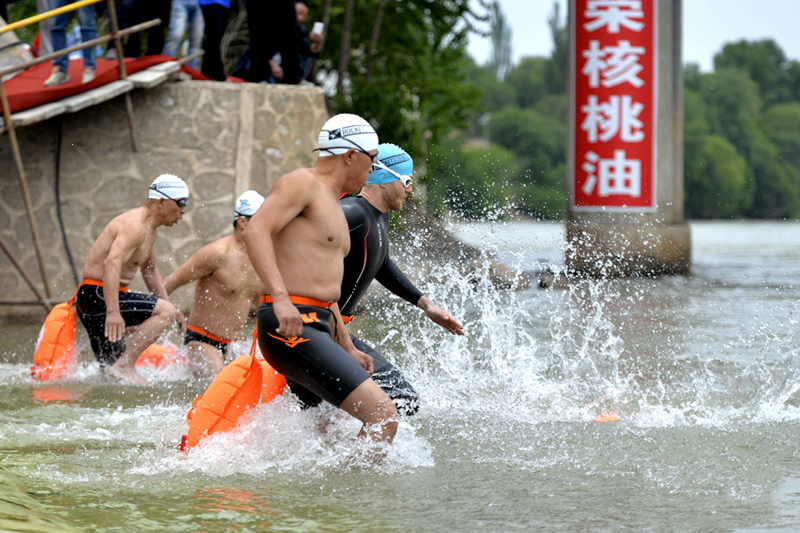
[260,294,335,309]
[81,278,129,292]
[187,324,232,344]
[341,315,353,324]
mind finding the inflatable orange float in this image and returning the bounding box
[179,329,287,451]
[135,344,185,368]
[31,294,77,381]
[181,354,263,450]
[259,359,287,403]
[250,326,287,403]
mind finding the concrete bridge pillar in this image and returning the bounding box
[566,0,690,276]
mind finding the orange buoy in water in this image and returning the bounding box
[135,344,184,368]
[247,325,286,403]
[259,359,286,403]
[592,411,620,423]
[182,355,263,450]
[31,300,77,381]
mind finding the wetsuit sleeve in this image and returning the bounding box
[375,258,424,306]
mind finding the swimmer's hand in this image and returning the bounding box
[105,310,125,342]
[274,297,304,338]
[419,297,465,335]
[348,347,374,374]
[175,310,187,333]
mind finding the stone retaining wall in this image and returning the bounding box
[0,81,329,319]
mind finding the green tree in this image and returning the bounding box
[321,0,486,160]
[488,105,565,188]
[698,68,762,161]
[505,56,548,109]
[714,39,795,105]
[427,140,519,219]
[762,102,800,170]
[488,1,512,81]
[746,130,800,218]
[685,135,749,219]
[464,57,517,113]
[544,0,568,95]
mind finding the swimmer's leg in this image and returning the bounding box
[339,378,398,444]
[351,335,419,416]
[185,340,225,378]
[109,298,177,385]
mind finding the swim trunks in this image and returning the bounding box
[184,324,231,354]
[287,333,420,416]
[75,279,158,367]
[257,298,370,407]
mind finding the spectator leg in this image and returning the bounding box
[163,0,188,59]
[200,4,227,80]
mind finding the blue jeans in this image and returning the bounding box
[49,0,97,73]
[163,0,204,70]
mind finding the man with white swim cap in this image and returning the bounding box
[244,113,399,449]
[165,190,268,377]
[285,143,464,416]
[76,174,189,385]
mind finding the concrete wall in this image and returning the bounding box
[0,81,330,318]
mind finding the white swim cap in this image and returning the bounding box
[316,113,378,157]
[148,174,189,200]
[234,190,265,219]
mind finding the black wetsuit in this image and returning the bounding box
[258,301,371,407]
[285,195,423,415]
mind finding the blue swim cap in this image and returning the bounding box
[366,143,413,185]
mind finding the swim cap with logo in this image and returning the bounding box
[234,190,265,219]
[367,143,413,184]
[316,113,379,157]
[148,174,190,200]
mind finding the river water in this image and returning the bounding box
[2,220,800,532]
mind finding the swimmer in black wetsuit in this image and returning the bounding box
[285,143,465,415]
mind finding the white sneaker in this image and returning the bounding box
[82,68,95,84]
[44,70,70,87]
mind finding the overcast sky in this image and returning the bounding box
[468,0,800,71]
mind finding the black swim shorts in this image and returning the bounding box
[184,324,230,355]
[75,282,158,367]
[257,301,371,407]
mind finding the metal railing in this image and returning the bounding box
[0,0,159,311]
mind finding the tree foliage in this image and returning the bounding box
[683,40,800,219]
[314,0,486,160]
[487,0,512,82]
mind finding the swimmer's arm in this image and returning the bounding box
[376,260,464,335]
[375,259,424,305]
[102,227,145,342]
[163,244,219,294]
[142,243,187,331]
[331,303,373,373]
[243,174,312,338]
[141,242,169,300]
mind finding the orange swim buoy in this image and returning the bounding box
[135,344,185,368]
[248,325,287,403]
[182,354,263,450]
[259,359,286,403]
[592,411,621,423]
[31,298,77,381]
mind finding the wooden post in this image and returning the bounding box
[0,82,54,301]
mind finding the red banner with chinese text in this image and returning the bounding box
[571,0,657,211]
